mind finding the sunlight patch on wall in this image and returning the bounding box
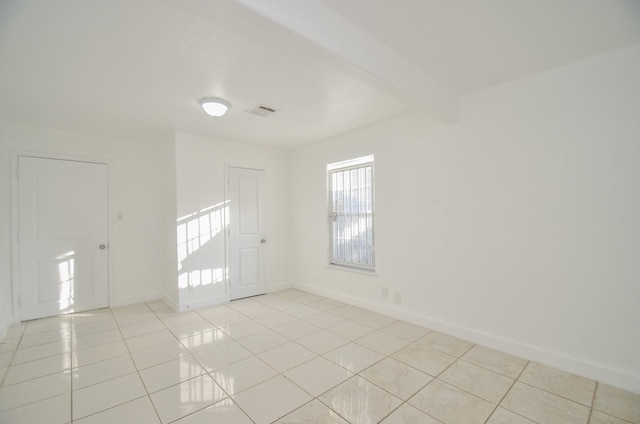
[58,251,75,311]
[177,201,229,292]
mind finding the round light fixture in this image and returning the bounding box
[200,97,230,117]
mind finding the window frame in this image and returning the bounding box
[327,155,375,272]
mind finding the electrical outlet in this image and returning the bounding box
[382,287,389,299]
[394,292,402,304]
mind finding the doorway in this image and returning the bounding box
[17,156,109,320]
[227,166,267,300]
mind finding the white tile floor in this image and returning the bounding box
[0,289,638,424]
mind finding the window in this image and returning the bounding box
[328,155,375,271]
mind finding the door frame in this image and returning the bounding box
[224,163,267,300]
[10,151,112,323]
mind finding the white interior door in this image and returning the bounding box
[228,167,267,300]
[18,156,109,320]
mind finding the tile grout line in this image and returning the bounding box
[2,290,637,424]
[142,300,183,424]
[586,381,598,424]
[62,308,158,423]
[161,302,262,423]
[67,304,172,423]
[0,327,24,388]
[356,359,434,424]
[256,293,361,424]
[0,319,74,417]
[482,358,532,424]
[0,327,25,406]
[275,308,471,423]
[0,297,512,423]
[400,340,478,424]
[70,314,75,423]
[8,301,463,423]
[514,379,597,411]
[209,294,310,424]
[193,293,337,423]
[286,312,456,423]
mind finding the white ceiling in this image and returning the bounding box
[319,0,640,95]
[1,0,639,148]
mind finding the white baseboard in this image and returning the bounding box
[177,295,228,312]
[0,325,7,344]
[169,282,293,312]
[268,281,293,293]
[110,293,163,308]
[162,294,180,312]
[292,282,640,394]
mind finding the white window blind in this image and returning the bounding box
[328,155,374,270]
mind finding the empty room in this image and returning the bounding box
[0,1,639,423]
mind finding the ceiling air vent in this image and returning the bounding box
[246,104,278,117]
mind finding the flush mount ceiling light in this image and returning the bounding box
[200,97,230,117]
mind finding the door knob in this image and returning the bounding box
[260,239,267,244]
[99,244,106,250]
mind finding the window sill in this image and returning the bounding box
[326,264,378,276]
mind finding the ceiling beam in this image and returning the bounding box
[231,0,459,123]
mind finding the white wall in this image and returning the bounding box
[0,117,13,340]
[289,44,640,392]
[173,132,291,310]
[160,138,179,309]
[0,123,292,333]
[0,123,169,332]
